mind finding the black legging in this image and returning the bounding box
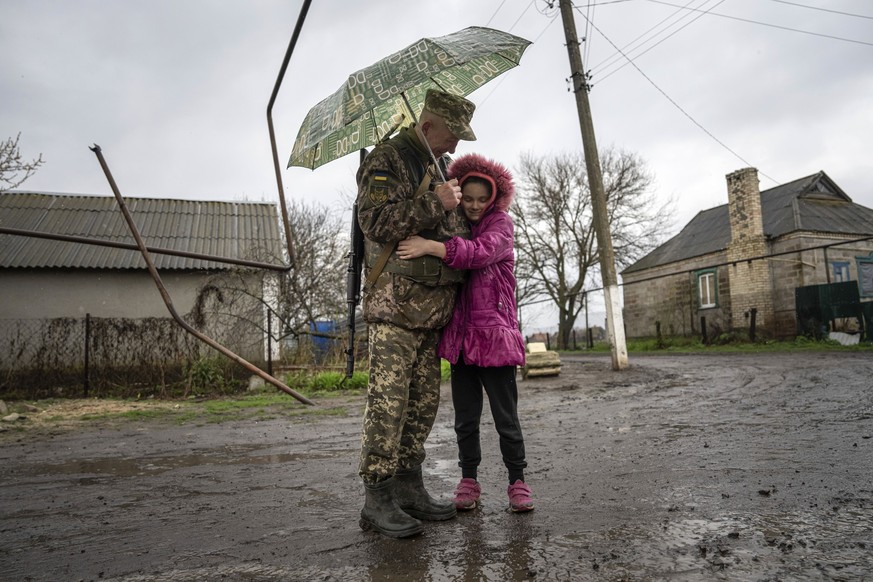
[451,353,527,483]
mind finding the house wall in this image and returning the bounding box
[766,234,873,337]
[765,235,820,337]
[0,269,208,319]
[623,234,873,340]
[622,166,873,341]
[622,251,731,339]
[0,268,273,368]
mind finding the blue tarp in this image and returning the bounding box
[310,320,338,360]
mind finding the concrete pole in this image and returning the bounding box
[558,0,628,370]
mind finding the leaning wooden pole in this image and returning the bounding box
[559,0,628,370]
[90,145,315,406]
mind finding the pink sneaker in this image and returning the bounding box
[507,480,534,512]
[453,478,481,510]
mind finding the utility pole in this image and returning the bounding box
[558,0,628,370]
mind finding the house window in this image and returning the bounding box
[697,269,717,308]
[857,254,873,297]
[832,261,850,283]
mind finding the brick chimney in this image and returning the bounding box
[726,167,765,244]
[725,168,773,335]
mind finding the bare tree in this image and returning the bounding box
[510,147,672,349]
[1,133,44,192]
[279,199,347,335]
[190,199,348,362]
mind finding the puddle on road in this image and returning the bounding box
[341,501,873,580]
[8,443,348,478]
[541,505,873,580]
[100,503,873,582]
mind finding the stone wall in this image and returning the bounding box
[622,252,730,339]
[767,234,873,337]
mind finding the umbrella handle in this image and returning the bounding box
[401,92,447,183]
[420,134,448,183]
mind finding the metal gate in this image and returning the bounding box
[795,281,863,339]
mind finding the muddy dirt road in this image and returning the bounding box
[1,352,871,581]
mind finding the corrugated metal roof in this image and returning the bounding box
[623,171,873,274]
[0,191,285,270]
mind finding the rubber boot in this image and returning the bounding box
[359,477,423,538]
[394,465,457,521]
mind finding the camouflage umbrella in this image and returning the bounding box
[287,26,531,171]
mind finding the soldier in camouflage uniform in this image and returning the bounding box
[356,89,476,538]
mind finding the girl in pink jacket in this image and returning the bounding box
[397,153,532,513]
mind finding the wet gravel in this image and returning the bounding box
[1,351,871,581]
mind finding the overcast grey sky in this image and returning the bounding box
[2,0,871,329]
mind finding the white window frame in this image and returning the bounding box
[857,254,873,298]
[697,270,717,309]
[832,261,850,283]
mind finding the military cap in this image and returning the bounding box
[422,89,477,141]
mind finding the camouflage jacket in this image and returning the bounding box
[356,126,469,330]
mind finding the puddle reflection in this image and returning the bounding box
[10,444,346,478]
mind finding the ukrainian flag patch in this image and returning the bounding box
[368,172,390,205]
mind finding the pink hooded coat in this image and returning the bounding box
[437,154,526,367]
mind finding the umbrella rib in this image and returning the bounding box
[430,78,451,93]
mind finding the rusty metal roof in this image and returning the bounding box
[0,191,285,270]
[623,171,873,274]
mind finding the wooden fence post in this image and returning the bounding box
[83,313,90,398]
[267,310,273,376]
[749,308,757,342]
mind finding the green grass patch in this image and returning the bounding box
[77,408,179,422]
[113,409,173,421]
[283,370,368,393]
[202,393,295,413]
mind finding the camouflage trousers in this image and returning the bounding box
[359,322,442,484]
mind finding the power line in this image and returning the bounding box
[509,0,538,32]
[590,0,724,82]
[646,0,873,47]
[518,235,873,308]
[591,0,872,81]
[573,5,779,185]
[534,10,563,42]
[481,0,548,108]
[581,0,594,68]
[479,9,562,106]
[485,0,510,27]
[535,0,559,15]
[769,0,873,20]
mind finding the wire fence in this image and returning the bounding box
[0,312,367,400]
[1,316,209,399]
[518,287,609,350]
[518,235,873,347]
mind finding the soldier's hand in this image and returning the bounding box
[435,179,462,211]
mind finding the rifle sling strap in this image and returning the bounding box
[363,172,433,292]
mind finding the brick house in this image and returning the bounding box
[621,169,873,340]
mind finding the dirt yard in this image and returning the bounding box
[1,351,871,581]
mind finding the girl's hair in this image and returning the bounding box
[461,175,493,196]
[447,153,515,212]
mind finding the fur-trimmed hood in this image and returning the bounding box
[447,153,515,212]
